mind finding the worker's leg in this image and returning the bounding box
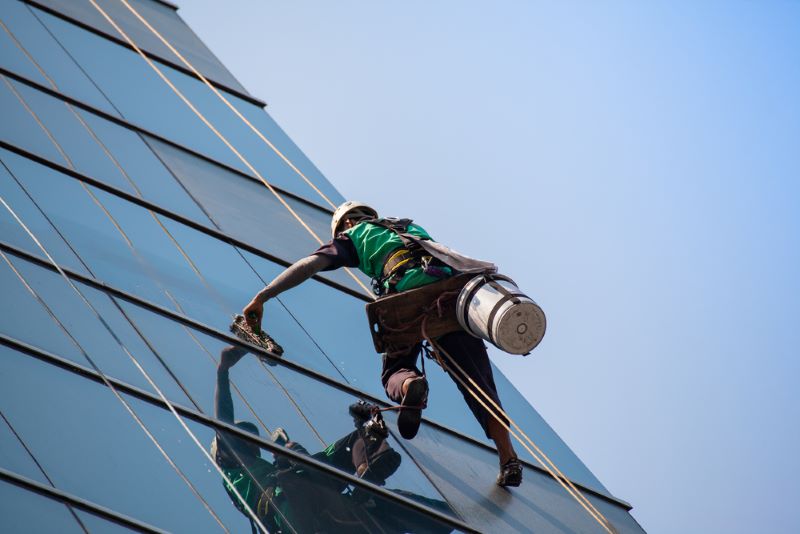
[381,343,428,439]
[436,332,520,476]
[381,343,423,404]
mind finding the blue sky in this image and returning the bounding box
[180,2,800,532]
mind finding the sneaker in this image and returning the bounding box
[397,377,428,440]
[496,457,523,488]
[349,400,377,424]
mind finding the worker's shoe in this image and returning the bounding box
[270,427,290,447]
[349,400,376,425]
[397,377,428,440]
[496,457,523,488]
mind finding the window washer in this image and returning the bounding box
[243,201,523,487]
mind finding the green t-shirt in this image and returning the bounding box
[222,457,277,513]
[343,221,451,293]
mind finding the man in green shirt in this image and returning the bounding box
[244,201,522,487]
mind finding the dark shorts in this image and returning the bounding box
[381,330,507,438]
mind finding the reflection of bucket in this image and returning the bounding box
[456,274,546,355]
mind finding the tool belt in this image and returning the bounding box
[365,273,474,355]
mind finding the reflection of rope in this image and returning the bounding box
[1,18,326,466]
[0,409,90,534]
[0,196,254,532]
[420,317,617,534]
[0,240,231,532]
[116,0,337,210]
[87,0,373,300]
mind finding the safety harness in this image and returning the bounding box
[366,218,449,296]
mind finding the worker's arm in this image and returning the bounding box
[243,253,333,329]
[215,346,247,424]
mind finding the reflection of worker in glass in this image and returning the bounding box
[214,346,451,533]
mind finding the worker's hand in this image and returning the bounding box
[219,345,247,372]
[242,298,264,333]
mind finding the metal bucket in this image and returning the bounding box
[456,274,546,355]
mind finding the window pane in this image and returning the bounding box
[0,479,85,534]
[135,404,459,534]
[402,423,643,534]
[148,136,367,293]
[0,344,236,532]
[0,157,90,275]
[0,75,66,165]
[0,1,117,114]
[116,299,456,514]
[0,78,210,223]
[34,8,344,206]
[0,412,48,485]
[2,253,193,406]
[32,0,247,94]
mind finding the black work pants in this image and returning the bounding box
[381,330,507,438]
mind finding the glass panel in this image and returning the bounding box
[0,157,90,275]
[34,8,345,206]
[1,252,193,405]
[402,423,644,534]
[0,344,236,532]
[0,343,458,533]
[0,1,117,114]
[2,147,176,309]
[148,136,367,293]
[116,299,455,512]
[1,149,354,380]
[32,0,247,93]
[0,76,211,223]
[0,252,86,363]
[0,479,86,534]
[133,400,458,534]
[0,75,66,165]
[0,411,48,484]
[490,366,607,493]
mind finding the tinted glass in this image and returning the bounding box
[0,344,237,532]
[0,343,459,533]
[0,157,90,275]
[402,420,644,534]
[136,406,459,534]
[33,8,344,206]
[0,411,49,484]
[0,75,66,165]
[1,252,193,405]
[0,77,211,223]
[32,0,247,93]
[148,137,367,293]
[0,479,86,534]
[116,299,454,509]
[0,1,117,114]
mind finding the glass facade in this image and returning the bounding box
[0,1,646,532]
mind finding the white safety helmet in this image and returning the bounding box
[331,201,378,237]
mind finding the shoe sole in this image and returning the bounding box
[397,379,427,439]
